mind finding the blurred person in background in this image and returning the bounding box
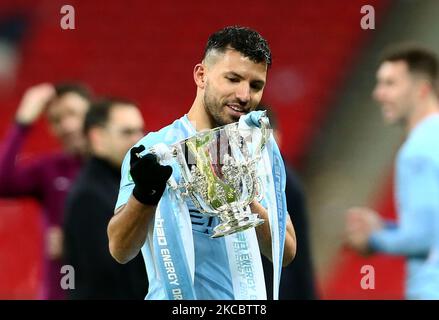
[0,83,92,299]
[258,105,318,300]
[63,98,147,299]
[344,45,439,299]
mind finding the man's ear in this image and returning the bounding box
[418,79,433,99]
[193,63,207,89]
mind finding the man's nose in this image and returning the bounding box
[236,83,251,104]
[61,116,77,133]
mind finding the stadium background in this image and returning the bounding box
[0,0,437,299]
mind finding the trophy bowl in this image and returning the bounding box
[169,116,270,238]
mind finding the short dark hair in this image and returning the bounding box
[83,98,136,135]
[54,82,92,101]
[379,44,439,86]
[203,26,272,67]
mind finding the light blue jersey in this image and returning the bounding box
[115,115,234,299]
[368,114,439,299]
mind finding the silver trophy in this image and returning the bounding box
[165,114,271,238]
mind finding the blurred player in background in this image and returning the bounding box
[0,83,92,299]
[63,98,147,299]
[345,45,439,299]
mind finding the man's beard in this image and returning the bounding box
[204,94,230,128]
[202,82,229,127]
[203,82,249,128]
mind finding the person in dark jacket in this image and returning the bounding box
[63,98,147,299]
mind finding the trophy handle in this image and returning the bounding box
[254,111,271,161]
[151,143,196,191]
[149,144,185,194]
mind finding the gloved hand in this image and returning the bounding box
[130,145,173,205]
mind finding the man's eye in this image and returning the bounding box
[227,77,239,83]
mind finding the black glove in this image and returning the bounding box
[130,145,173,205]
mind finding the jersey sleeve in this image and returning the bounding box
[369,156,439,256]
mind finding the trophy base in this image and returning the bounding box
[211,214,265,238]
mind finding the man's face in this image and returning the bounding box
[46,93,89,154]
[372,61,418,126]
[101,105,145,167]
[203,49,267,127]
